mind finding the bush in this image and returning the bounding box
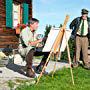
[61,38,75,61]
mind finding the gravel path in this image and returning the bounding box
[0,54,69,90]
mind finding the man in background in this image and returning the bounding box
[70,9,90,69]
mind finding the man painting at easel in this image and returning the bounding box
[18,18,49,78]
[70,9,90,69]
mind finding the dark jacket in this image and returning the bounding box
[69,17,90,39]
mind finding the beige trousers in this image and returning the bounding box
[75,36,89,65]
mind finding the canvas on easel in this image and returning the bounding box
[43,27,72,52]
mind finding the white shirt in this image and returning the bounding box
[18,26,37,56]
[77,19,88,36]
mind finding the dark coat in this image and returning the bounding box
[69,17,90,39]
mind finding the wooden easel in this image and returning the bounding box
[36,15,75,85]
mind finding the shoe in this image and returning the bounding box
[84,65,90,70]
[35,65,48,75]
[72,61,79,68]
[26,68,36,78]
[78,61,83,66]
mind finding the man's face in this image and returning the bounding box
[82,14,88,20]
[30,22,39,32]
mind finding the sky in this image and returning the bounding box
[33,0,90,35]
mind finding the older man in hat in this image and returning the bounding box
[70,9,90,69]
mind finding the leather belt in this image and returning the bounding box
[76,34,87,37]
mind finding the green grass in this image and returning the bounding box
[16,67,90,90]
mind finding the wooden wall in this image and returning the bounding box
[0,0,32,49]
[0,30,18,48]
[0,0,6,29]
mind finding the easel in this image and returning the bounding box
[36,15,75,85]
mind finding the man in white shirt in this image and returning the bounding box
[19,18,49,78]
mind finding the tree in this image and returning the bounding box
[59,24,62,28]
[44,25,52,37]
[44,24,62,37]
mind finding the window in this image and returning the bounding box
[13,4,21,28]
[6,0,29,28]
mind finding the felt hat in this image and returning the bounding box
[81,9,89,14]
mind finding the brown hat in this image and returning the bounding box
[81,9,89,14]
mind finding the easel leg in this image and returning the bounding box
[52,54,57,78]
[36,51,52,85]
[59,52,62,61]
[66,39,75,85]
[67,48,75,85]
[52,51,62,77]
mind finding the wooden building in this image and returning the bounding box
[0,0,32,49]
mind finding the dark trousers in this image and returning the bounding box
[26,49,49,69]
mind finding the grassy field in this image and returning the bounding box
[16,67,90,90]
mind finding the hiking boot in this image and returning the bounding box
[84,65,90,70]
[35,65,48,75]
[26,68,36,78]
[83,63,90,70]
[72,61,79,68]
[78,61,83,66]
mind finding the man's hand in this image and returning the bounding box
[29,39,43,46]
[36,43,43,47]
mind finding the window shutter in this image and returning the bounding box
[6,0,13,28]
[23,3,29,24]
